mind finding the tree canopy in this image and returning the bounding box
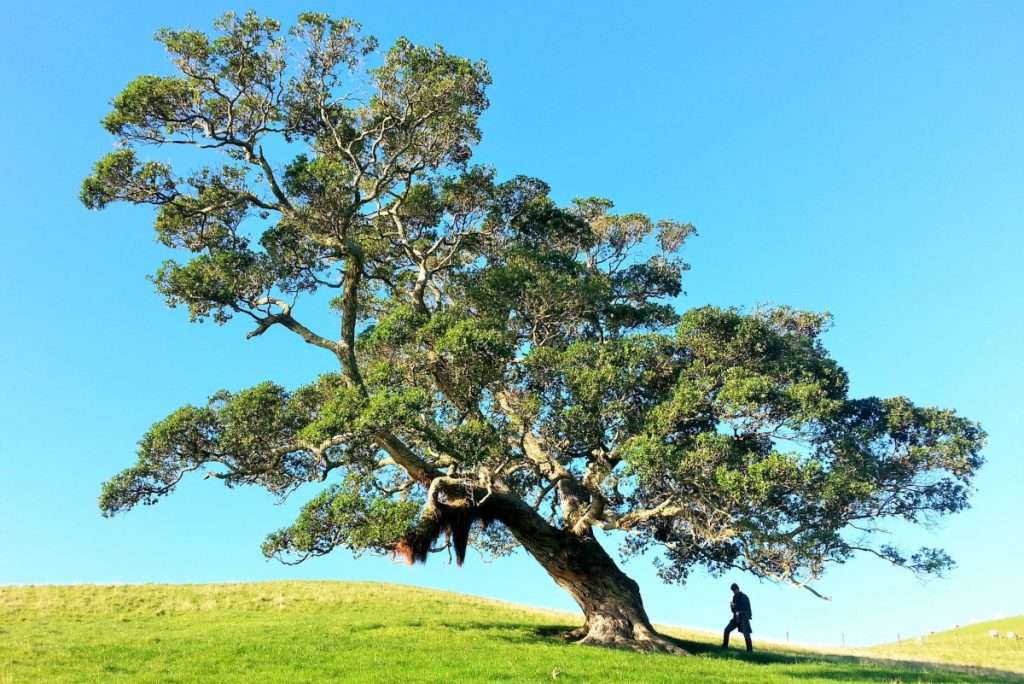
[83,11,985,651]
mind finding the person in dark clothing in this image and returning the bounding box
[722,583,753,652]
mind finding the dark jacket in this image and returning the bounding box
[731,591,752,619]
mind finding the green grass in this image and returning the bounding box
[865,616,1024,675]
[0,581,1020,683]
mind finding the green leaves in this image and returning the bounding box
[612,306,985,587]
[81,149,176,209]
[151,251,267,323]
[820,396,986,519]
[99,379,328,515]
[285,14,376,140]
[656,219,697,253]
[101,75,199,139]
[673,306,848,429]
[261,477,421,562]
[521,335,680,459]
[152,166,257,249]
[296,383,366,447]
[99,374,441,519]
[370,37,491,169]
[99,405,217,516]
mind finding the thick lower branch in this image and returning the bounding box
[375,432,443,486]
[244,302,342,360]
[495,392,589,526]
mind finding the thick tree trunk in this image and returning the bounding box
[487,493,687,654]
[528,530,686,654]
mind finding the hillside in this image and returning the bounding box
[0,581,1020,683]
[865,616,1024,675]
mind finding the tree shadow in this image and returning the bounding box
[532,624,798,661]
[532,622,794,659]
[526,624,1024,682]
[424,622,1023,682]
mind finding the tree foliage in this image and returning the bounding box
[85,12,984,599]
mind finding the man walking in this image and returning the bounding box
[722,583,753,652]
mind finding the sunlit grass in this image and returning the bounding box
[0,581,1019,683]
[864,616,1024,675]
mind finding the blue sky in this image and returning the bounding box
[1,1,1022,647]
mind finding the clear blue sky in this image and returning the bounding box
[1,1,1021,648]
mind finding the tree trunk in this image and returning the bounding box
[488,493,687,654]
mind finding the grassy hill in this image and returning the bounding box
[865,616,1024,675]
[1,581,1020,683]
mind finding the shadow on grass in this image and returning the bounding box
[532,624,801,662]
[427,621,1023,681]
[529,625,1024,683]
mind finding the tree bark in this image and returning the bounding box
[486,492,687,654]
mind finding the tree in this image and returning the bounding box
[83,12,985,654]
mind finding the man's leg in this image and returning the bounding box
[743,631,753,652]
[722,620,736,648]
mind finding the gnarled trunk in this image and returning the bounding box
[488,494,687,654]
[529,530,686,653]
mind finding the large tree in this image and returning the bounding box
[83,12,984,653]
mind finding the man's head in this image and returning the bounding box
[730,583,740,593]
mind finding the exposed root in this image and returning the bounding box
[567,622,689,655]
[559,625,589,641]
[578,633,688,655]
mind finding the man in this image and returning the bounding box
[722,583,753,652]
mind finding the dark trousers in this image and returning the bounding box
[723,616,753,652]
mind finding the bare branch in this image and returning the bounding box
[242,299,341,358]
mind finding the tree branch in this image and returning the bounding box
[494,391,589,529]
[243,299,342,359]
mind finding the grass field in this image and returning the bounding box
[1,581,1020,683]
[865,616,1024,676]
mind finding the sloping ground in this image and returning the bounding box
[863,616,1024,675]
[0,581,1019,683]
